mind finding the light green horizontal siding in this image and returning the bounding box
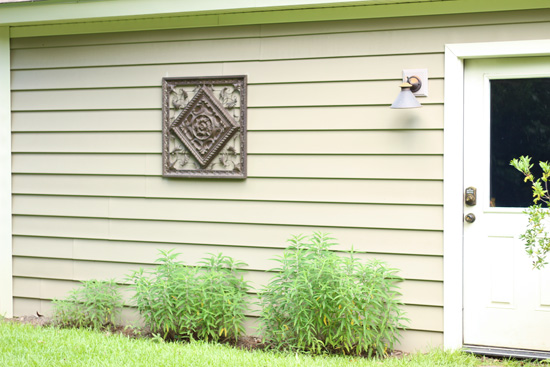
[10,81,444,111]
[12,255,441,289]
[10,20,550,69]
[10,24,263,49]
[11,54,444,89]
[13,235,441,264]
[12,175,443,205]
[13,8,549,351]
[12,194,443,231]
[11,236,442,280]
[11,256,442,314]
[11,265,442,310]
[11,131,443,154]
[12,216,443,255]
[12,154,443,179]
[11,106,444,132]
[12,282,442,320]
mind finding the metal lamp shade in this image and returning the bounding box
[391,83,421,109]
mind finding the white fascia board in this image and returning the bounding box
[0,0,430,26]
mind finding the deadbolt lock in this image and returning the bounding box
[465,213,476,223]
[465,187,477,206]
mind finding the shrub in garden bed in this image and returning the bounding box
[259,232,407,357]
[52,279,123,330]
[128,250,250,342]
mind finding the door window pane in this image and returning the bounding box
[490,78,550,208]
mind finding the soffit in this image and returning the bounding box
[2,0,550,38]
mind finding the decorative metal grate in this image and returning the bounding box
[162,76,247,178]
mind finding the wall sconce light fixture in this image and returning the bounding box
[391,76,422,109]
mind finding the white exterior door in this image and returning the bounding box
[463,57,550,351]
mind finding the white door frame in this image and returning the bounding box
[443,39,550,349]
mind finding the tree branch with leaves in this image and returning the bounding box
[510,155,550,269]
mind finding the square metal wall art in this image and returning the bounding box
[162,76,247,178]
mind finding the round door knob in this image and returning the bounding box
[465,213,476,223]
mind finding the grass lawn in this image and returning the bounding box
[1,321,548,367]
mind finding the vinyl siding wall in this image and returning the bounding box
[10,8,550,352]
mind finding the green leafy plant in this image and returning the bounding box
[128,250,193,340]
[128,250,249,342]
[259,232,407,357]
[195,253,249,342]
[511,155,550,269]
[52,279,123,330]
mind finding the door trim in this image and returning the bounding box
[443,40,550,349]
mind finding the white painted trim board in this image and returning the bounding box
[0,26,12,318]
